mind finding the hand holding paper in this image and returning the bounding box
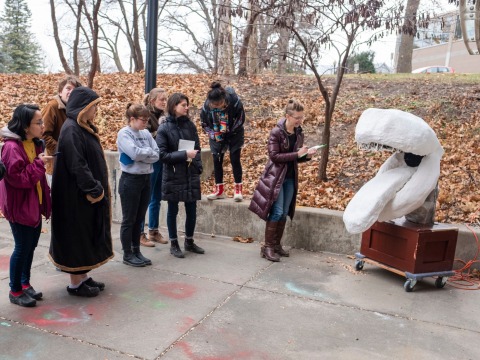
[309,144,327,151]
[299,144,326,158]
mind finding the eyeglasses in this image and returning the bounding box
[136,118,148,123]
[288,115,304,121]
[33,121,44,126]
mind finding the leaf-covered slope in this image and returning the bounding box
[1,72,479,224]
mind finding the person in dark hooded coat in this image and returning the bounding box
[49,86,113,297]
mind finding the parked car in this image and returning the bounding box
[412,66,455,74]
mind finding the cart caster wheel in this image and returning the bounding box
[435,277,448,289]
[355,260,364,271]
[404,279,416,292]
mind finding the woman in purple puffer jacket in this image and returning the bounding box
[0,104,52,307]
[249,100,317,262]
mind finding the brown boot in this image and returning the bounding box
[261,221,280,262]
[148,229,167,244]
[140,232,155,247]
[274,220,290,257]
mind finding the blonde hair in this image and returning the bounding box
[125,103,149,124]
[285,99,304,115]
[144,87,166,107]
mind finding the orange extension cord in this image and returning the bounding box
[446,224,480,290]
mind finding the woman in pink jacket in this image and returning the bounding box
[0,104,52,307]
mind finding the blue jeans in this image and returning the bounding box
[166,201,197,241]
[268,179,295,222]
[9,221,42,292]
[119,173,151,250]
[140,160,163,232]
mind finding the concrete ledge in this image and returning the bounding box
[155,197,480,266]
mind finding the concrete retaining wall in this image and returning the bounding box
[103,151,480,264]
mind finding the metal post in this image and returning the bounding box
[145,0,159,93]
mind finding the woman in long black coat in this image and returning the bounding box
[49,87,113,297]
[156,93,204,259]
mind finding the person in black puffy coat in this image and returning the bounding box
[156,93,205,258]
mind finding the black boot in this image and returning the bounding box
[170,240,185,258]
[123,249,146,267]
[133,247,152,265]
[185,238,205,254]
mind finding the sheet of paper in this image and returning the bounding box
[178,139,195,151]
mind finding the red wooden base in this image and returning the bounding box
[361,219,458,274]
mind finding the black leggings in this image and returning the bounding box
[213,149,242,184]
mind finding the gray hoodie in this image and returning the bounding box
[116,126,159,174]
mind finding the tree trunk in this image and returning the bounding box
[277,26,289,74]
[87,0,102,88]
[73,0,83,76]
[247,1,260,74]
[217,0,234,75]
[395,0,420,73]
[50,0,73,74]
[238,11,260,76]
[132,0,144,72]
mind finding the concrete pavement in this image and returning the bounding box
[0,218,479,360]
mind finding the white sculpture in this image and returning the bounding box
[343,108,444,234]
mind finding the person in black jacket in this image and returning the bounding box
[200,82,245,201]
[156,93,205,258]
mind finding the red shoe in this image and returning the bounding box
[207,183,225,200]
[234,183,243,202]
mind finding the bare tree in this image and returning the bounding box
[216,0,235,74]
[82,0,102,87]
[99,0,146,72]
[276,0,405,180]
[237,0,279,76]
[49,0,74,74]
[395,0,421,73]
[158,0,216,72]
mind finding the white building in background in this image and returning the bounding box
[407,9,480,73]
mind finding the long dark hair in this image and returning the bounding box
[8,104,41,141]
[166,93,189,117]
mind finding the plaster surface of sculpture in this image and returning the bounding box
[343,108,444,234]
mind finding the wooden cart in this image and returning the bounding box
[355,219,458,292]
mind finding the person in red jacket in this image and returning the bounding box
[0,104,52,307]
[249,100,317,262]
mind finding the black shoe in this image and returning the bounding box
[185,239,205,254]
[23,286,43,300]
[170,240,185,258]
[67,282,100,297]
[9,292,36,307]
[123,250,146,267]
[84,277,105,291]
[133,248,152,266]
